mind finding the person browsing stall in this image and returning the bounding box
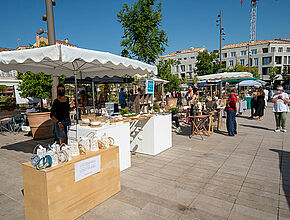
[225,88,238,136]
[50,84,71,144]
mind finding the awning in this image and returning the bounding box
[0,45,157,77]
[197,72,253,82]
[63,75,134,84]
[236,80,262,87]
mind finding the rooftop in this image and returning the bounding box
[0,48,14,52]
[222,39,290,50]
[159,47,206,58]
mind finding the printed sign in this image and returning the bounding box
[75,155,101,182]
[146,80,154,98]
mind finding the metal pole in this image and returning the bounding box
[92,80,96,114]
[45,0,56,45]
[45,0,58,101]
[74,74,79,125]
[219,10,222,68]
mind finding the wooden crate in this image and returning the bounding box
[22,146,120,220]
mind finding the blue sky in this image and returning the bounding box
[0,0,289,57]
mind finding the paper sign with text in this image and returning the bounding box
[75,155,101,182]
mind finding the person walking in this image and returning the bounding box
[272,86,290,132]
[225,88,238,136]
[50,84,71,144]
[119,88,127,109]
[254,88,265,120]
[263,87,269,107]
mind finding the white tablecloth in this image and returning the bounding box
[68,123,131,172]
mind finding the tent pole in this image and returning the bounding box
[74,73,79,126]
[92,80,96,114]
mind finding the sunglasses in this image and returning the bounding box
[58,89,65,92]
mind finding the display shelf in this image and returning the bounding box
[22,146,120,220]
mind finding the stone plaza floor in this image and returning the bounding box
[0,104,290,219]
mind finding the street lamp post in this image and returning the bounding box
[45,0,56,45]
[216,10,226,98]
[40,0,58,100]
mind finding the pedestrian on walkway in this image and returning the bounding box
[225,88,238,136]
[272,86,290,132]
[250,86,258,118]
[254,87,265,121]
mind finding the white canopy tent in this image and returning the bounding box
[0,45,157,135]
[236,80,261,87]
[0,45,157,77]
[197,72,253,82]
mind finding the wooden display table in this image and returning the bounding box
[22,146,120,220]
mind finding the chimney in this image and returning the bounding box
[36,35,40,47]
[64,38,69,44]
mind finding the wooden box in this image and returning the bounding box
[22,146,120,220]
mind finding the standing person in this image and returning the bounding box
[119,88,127,109]
[186,86,194,105]
[254,88,265,120]
[177,90,183,107]
[272,86,290,132]
[250,87,258,118]
[263,87,269,107]
[225,88,238,136]
[50,84,71,144]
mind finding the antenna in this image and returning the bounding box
[17,38,21,47]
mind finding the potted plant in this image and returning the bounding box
[17,72,54,139]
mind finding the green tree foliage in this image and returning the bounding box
[282,66,290,85]
[117,0,168,64]
[0,85,8,93]
[222,63,260,78]
[17,72,52,99]
[17,72,65,100]
[269,67,279,85]
[195,50,220,76]
[157,59,181,92]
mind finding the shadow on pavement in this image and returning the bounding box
[239,124,274,131]
[237,115,255,120]
[1,138,53,154]
[270,149,290,210]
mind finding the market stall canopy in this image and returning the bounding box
[0,45,157,77]
[256,79,268,86]
[140,77,169,84]
[197,72,253,82]
[236,80,262,87]
[0,79,21,87]
[63,75,134,84]
[223,77,258,83]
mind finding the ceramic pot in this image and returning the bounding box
[27,112,53,140]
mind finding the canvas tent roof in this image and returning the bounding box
[0,45,157,77]
[197,72,253,82]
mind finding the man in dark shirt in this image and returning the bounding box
[225,88,237,136]
[50,84,71,144]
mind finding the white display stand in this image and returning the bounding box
[130,114,172,155]
[68,123,131,172]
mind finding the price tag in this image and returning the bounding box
[74,156,101,182]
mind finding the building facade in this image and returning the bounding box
[221,39,290,81]
[157,47,206,79]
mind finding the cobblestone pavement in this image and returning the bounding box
[0,104,290,220]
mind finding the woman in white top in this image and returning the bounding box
[272,86,290,132]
